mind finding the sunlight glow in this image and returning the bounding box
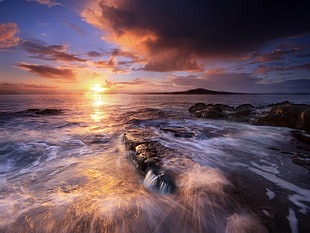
[91,84,106,93]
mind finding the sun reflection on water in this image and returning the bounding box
[90,94,107,122]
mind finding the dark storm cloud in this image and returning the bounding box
[83,0,310,58]
[14,62,76,81]
[22,40,87,62]
[140,52,204,72]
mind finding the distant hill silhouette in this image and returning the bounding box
[150,88,240,95]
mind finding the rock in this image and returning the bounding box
[35,109,63,115]
[254,102,310,130]
[189,104,234,120]
[189,101,310,132]
[123,129,177,193]
[160,127,195,138]
[188,103,208,117]
[292,153,310,170]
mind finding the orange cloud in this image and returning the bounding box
[14,62,77,81]
[81,1,202,72]
[0,22,20,48]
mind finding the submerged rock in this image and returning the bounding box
[160,126,195,138]
[189,101,310,132]
[292,153,310,170]
[18,109,63,116]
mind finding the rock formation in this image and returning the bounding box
[189,101,310,132]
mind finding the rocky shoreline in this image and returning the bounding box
[123,127,271,232]
[188,101,310,171]
[189,101,310,132]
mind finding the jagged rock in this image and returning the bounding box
[189,101,310,132]
[123,129,177,193]
[254,102,310,131]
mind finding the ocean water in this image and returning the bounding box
[0,93,309,233]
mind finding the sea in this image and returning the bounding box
[0,93,310,233]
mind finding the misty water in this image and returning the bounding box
[0,94,310,233]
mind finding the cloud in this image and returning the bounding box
[277,79,310,93]
[255,63,310,73]
[0,22,20,48]
[27,0,61,7]
[110,48,139,60]
[82,0,310,72]
[93,57,130,73]
[140,51,203,72]
[254,48,300,63]
[14,62,76,81]
[93,57,115,69]
[22,40,87,62]
[0,82,57,94]
[64,21,86,35]
[87,51,101,57]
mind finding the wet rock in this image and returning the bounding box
[292,153,310,170]
[123,129,177,193]
[160,127,195,138]
[188,103,208,117]
[233,104,256,122]
[189,101,310,132]
[254,102,310,131]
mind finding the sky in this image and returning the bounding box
[0,0,310,94]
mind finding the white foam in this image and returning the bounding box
[143,170,158,190]
[262,210,270,217]
[266,188,275,200]
[251,162,279,174]
[289,194,309,214]
[287,208,298,233]
[249,167,310,213]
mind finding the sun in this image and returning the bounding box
[91,84,106,93]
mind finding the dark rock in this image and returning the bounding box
[160,127,195,138]
[35,109,62,115]
[188,103,207,117]
[123,129,151,150]
[189,103,234,120]
[235,104,255,116]
[26,109,40,112]
[123,129,177,193]
[189,101,310,132]
[292,153,310,170]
